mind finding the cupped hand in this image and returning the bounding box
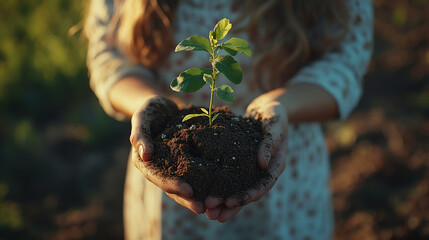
[129,96,205,214]
[205,139,288,222]
[205,90,289,222]
[245,91,289,170]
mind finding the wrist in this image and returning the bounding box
[261,88,291,121]
[109,76,160,118]
[132,93,159,114]
[276,83,339,123]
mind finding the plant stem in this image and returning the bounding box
[208,80,215,127]
[208,48,219,128]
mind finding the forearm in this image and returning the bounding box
[108,75,161,118]
[274,83,339,123]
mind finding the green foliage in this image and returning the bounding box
[212,113,220,122]
[221,38,252,57]
[203,74,213,87]
[170,68,212,92]
[200,108,208,114]
[216,85,235,102]
[213,55,243,84]
[0,0,89,121]
[172,18,251,127]
[0,1,427,239]
[0,1,130,238]
[175,35,213,54]
[182,113,209,122]
[0,183,23,230]
[212,18,232,41]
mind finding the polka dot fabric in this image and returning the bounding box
[85,0,373,239]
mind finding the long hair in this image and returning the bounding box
[108,0,178,70]
[238,0,349,90]
[107,0,348,90]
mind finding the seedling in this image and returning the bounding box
[171,18,252,127]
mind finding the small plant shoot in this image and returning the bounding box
[171,18,252,127]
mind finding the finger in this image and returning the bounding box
[257,116,285,169]
[204,196,223,209]
[206,205,222,220]
[217,206,242,223]
[224,182,270,208]
[241,183,274,206]
[133,151,193,197]
[225,144,287,208]
[224,189,257,208]
[248,150,287,205]
[130,108,154,161]
[130,97,178,161]
[264,141,287,184]
[257,138,271,169]
[130,131,153,162]
[224,186,267,208]
[166,192,205,214]
[241,148,287,206]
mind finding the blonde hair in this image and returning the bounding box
[107,0,348,89]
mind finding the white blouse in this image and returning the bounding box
[85,0,373,239]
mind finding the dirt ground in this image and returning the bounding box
[329,106,429,240]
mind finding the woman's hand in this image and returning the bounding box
[205,89,289,222]
[205,139,288,222]
[206,138,288,222]
[129,96,205,214]
[244,90,289,170]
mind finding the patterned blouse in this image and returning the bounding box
[85,0,373,239]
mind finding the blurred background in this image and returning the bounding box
[0,0,428,239]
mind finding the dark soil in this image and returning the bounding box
[150,106,270,201]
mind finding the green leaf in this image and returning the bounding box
[170,68,212,93]
[213,55,242,84]
[216,85,235,102]
[222,47,238,56]
[212,113,220,122]
[203,74,213,87]
[209,30,216,44]
[182,113,208,122]
[175,35,213,54]
[200,108,208,114]
[221,37,252,57]
[212,18,232,41]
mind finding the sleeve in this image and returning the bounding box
[85,0,156,121]
[288,0,374,120]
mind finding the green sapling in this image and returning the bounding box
[170,18,252,127]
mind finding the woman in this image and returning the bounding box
[85,0,373,239]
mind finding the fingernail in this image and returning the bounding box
[143,152,152,162]
[264,152,271,163]
[139,145,144,160]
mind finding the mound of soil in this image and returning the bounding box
[150,106,269,200]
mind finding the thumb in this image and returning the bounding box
[257,117,285,169]
[130,132,153,162]
[130,113,154,162]
[129,96,179,162]
[257,135,276,169]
